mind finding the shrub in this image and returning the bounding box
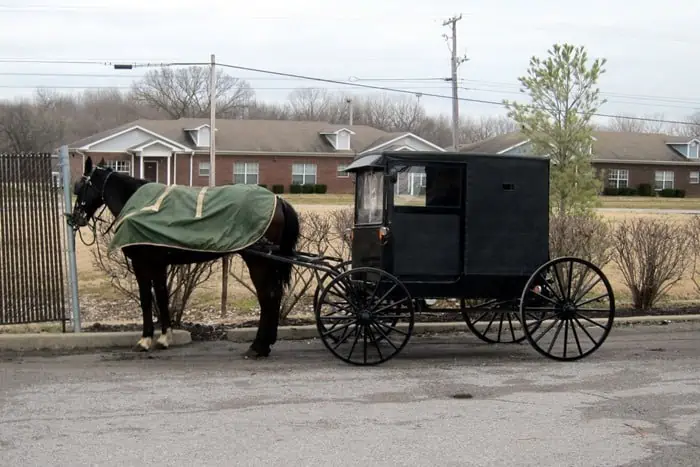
[271,184,284,194]
[314,184,328,194]
[549,211,614,268]
[258,183,268,189]
[289,184,302,194]
[227,208,354,320]
[637,183,654,196]
[611,217,693,310]
[301,184,315,194]
[91,212,217,325]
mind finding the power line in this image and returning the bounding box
[211,61,700,126]
[0,58,697,126]
[0,71,699,108]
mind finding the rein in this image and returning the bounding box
[68,169,120,247]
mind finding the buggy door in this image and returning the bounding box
[386,161,464,280]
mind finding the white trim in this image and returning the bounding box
[497,139,531,154]
[666,138,700,146]
[139,154,144,178]
[173,153,177,185]
[166,157,171,186]
[320,127,357,136]
[191,150,356,157]
[143,160,159,183]
[394,145,414,151]
[79,125,191,151]
[184,124,211,131]
[130,153,135,177]
[593,159,700,166]
[359,132,446,155]
[189,152,194,186]
[131,139,182,152]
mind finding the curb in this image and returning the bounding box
[226,315,700,343]
[0,329,192,352]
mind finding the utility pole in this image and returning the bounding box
[442,14,468,151]
[209,53,216,187]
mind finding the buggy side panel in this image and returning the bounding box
[389,212,461,277]
[464,155,550,276]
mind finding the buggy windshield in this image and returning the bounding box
[356,170,384,224]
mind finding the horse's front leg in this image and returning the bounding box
[153,265,173,349]
[133,261,155,351]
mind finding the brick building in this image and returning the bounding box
[457,130,700,197]
[66,118,445,193]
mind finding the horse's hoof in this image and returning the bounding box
[135,337,152,352]
[242,347,270,359]
[155,329,173,349]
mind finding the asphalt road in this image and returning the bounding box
[1,323,699,467]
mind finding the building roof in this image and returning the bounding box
[457,130,700,163]
[68,118,407,154]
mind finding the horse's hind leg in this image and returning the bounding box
[153,265,173,349]
[132,261,156,351]
[241,254,283,359]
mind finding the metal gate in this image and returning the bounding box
[0,152,68,327]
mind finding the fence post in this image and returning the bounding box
[59,145,81,332]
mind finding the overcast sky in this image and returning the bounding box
[0,0,698,125]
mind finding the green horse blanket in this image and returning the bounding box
[108,183,278,253]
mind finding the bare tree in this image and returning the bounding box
[460,115,519,143]
[0,98,66,152]
[286,88,347,122]
[604,113,669,134]
[130,66,255,119]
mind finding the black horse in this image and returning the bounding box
[69,156,300,358]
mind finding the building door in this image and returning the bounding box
[143,161,158,182]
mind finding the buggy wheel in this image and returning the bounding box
[462,299,529,344]
[520,256,615,361]
[314,266,415,366]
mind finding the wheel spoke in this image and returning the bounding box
[370,322,399,351]
[577,293,609,308]
[546,320,565,354]
[574,312,608,330]
[572,316,598,345]
[569,318,584,357]
[366,324,384,361]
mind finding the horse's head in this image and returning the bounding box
[69,156,114,229]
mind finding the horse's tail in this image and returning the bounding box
[276,196,300,289]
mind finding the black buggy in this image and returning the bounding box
[302,150,616,366]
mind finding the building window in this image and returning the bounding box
[689,142,699,159]
[691,171,700,184]
[106,160,130,173]
[337,163,349,178]
[199,162,210,177]
[655,170,674,190]
[292,163,317,185]
[607,168,629,188]
[234,162,259,185]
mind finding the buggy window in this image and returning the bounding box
[393,164,462,208]
[356,171,384,224]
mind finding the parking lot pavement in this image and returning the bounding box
[1,323,699,467]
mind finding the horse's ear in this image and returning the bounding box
[98,157,106,167]
[84,156,93,174]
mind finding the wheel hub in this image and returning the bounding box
[358,310,373,324]
[559,301,577,319]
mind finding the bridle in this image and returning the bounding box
[66,167,119,246]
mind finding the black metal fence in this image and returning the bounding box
[0,153,67,327]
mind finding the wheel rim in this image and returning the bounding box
[520,257,615,361]
[314,267,414,366]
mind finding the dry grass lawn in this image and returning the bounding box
[70,198,700,325]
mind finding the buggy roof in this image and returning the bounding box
[342,151,549,173]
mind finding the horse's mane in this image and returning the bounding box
[107,170,150,195]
